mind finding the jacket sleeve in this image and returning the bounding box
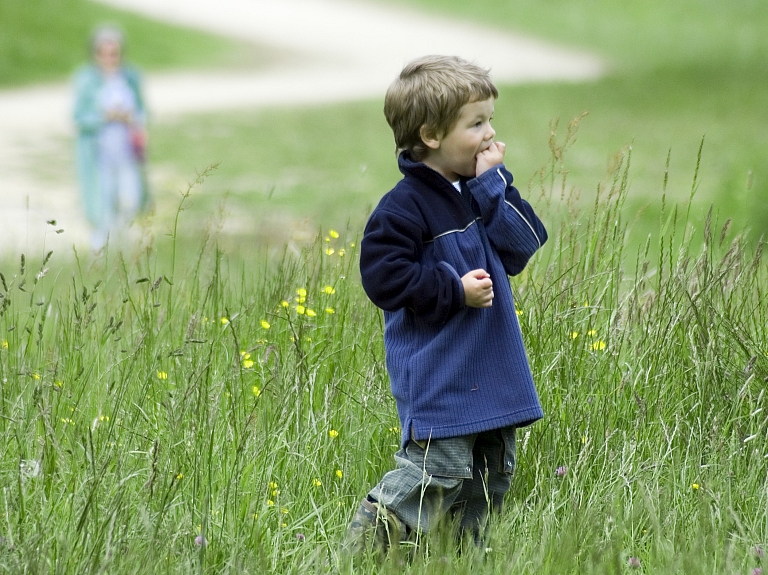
[468,165,548,276]
[360,207,465,325]
[73,68,104,134]
[125,67,147,126]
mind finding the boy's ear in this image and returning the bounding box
[419,125,441,150]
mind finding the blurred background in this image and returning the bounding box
[1,0,766,261]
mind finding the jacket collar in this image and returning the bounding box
[398,151,468,195]
[398,152,478,215]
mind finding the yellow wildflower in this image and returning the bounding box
[325,307,335,314]
[269,481,278,490]
[1,340,7,349]
[281,300,290,308]
[54,380,63,388]
[176,473,184,480]
[240,350,249,357]
[325,248,335,256]
[220,317,229,325]
[32,373,41,380]
[260,319,271,329]
[587,329,597,337]
[296,305,305,315]
[571,332,579,339]
[281,508,289,514]
[243,359,254,369]
[297,288,307,298]
[281,522,287,528]
[515,309,522,316]
[312,478,322,487]
[267,500,275,507]
[338,248,346,257]
[335,469,343,479]
[252,386,261,397]
[589,341,606,351]
[306,308,316,317]
[329,429,339,439]
[322,285,336,295]
[271,489,280,497]
[692,483,700,490]
[350,242,355,248]
[99,415,109,422]
[157,371,168,380]
[324,236,330,243]
[329,229,339,239]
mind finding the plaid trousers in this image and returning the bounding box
[367,426,516,540]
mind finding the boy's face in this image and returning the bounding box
[420,97,496,182]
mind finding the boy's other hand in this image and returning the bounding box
[475,141,506,177]
[462,269,494,308]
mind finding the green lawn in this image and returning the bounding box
[372,0,768,235]
[147,63,768,256]
[0,0,270,87]
[376,0,768,73]
[3,0,766,250]
[141,0,768,254]
[2,2,768,573]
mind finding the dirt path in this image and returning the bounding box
[0,0,603,257]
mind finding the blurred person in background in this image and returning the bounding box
[73,26,148,251]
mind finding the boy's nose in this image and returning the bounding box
[486,125,496,140]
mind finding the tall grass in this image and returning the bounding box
[1,141,766,574]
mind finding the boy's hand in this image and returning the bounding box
[475,141,506,177]
[462,269,493,308]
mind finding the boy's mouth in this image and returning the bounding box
[478,142,493,154]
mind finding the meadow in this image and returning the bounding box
[1,149,767,573]
[2,0,768,572]
[141,0,768,249]
[4,0,766,251]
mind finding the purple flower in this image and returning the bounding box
[194,535,207,547]
[556,466,568,477]
[754,545,764,558]
[296,533,305,542]
[753,568,763,575]
[628,556,641,568]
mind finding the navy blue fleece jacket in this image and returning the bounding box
[360,152,548,447]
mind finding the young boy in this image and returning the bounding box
[346,55,548,552]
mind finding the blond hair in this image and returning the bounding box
[384,55,498,161]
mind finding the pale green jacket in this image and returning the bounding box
[73,64,147,225]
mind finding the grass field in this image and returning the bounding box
[142,0,768,252]
[0,0,270,87]
[4,0,766,248]
[2,1,768,572]
[1,159,767,573]
[375,0,768,234]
